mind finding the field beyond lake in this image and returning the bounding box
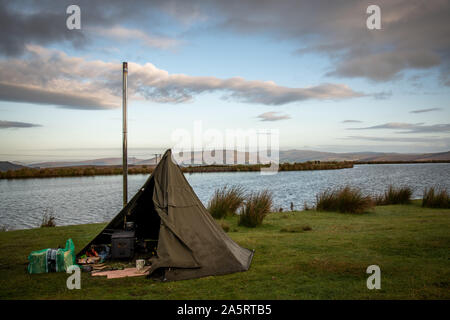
[1,200,449,300]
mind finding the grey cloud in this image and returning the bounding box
[410,108,442,114]
[345,135,449,144]
[0,120,41,129]
[349,123,423,130]
[0,82,117,110]
[257,112,291,122]
[0,1,86,56]
[0,0,183,55]
[87,26,181,50]
[3,1,450,84]
[348,122,450,134]
[400,124,450,134]
[210,0,450,83]
[0,46,363,109]
[372,91,393,100]
[342,120,362,123]
[327,51,441,82]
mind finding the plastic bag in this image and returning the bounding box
[27,238,77,274]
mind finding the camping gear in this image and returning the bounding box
[92,263,108,271]
[82,244,111,263]
[28,238,77,274]
[125,221,135,231]
[111,230,135,259]
[136,259,145,271]
[82,265,93,272]
[77,256,101,264]
[78,149,254,281]
[86,247,98,257]
[92,266,152,279]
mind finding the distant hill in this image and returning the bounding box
[29,157,141,168]
[279,150,450,162]
[12,150,450,169]
[0,161,27,172]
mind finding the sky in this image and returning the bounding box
[0,0,449,163]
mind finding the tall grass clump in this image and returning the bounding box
[422,187,450,208]
[376,185,413,205]
[238,190,273,227]
[315,186,373,214]
[207,185,246,219]
[40,208,56,228]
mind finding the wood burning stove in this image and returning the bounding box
[111,230,135,259]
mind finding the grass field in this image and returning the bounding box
[0,200,449,300]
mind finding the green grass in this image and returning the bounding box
[0,200,449,300]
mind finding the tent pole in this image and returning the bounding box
[122,62,128,207]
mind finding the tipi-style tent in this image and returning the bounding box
[78,149,254,281]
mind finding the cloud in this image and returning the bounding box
[0,120,41,129]
[0,45,364,109]
[2,1,450,84]
[212,0,450,84]
[257,112,291,121]
[0,1,86,56]
[342,120,362,123]
[0,45,121,109]
[88,26,181,50]
[327,51,441,81]
[348,122,450,134]
[410,108,442,114]
[0,1,187,56]
[345,135,449,144]
[349,122,422,130]
[371,91,392,100]
[0,82,117,110]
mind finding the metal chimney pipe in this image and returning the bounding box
[122,62,128,207]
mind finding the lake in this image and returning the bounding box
[1,163,449,230]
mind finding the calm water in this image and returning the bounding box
[1,163,449,230]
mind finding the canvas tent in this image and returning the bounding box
[78,149,254,281]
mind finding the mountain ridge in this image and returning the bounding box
[3,150,450,170]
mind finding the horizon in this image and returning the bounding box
[3,147,450,165]
[1,1,450,162]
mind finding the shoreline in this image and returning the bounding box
[0,161,353,180]
[1,160,449,180]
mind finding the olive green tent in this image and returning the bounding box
[78,149,254,281]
